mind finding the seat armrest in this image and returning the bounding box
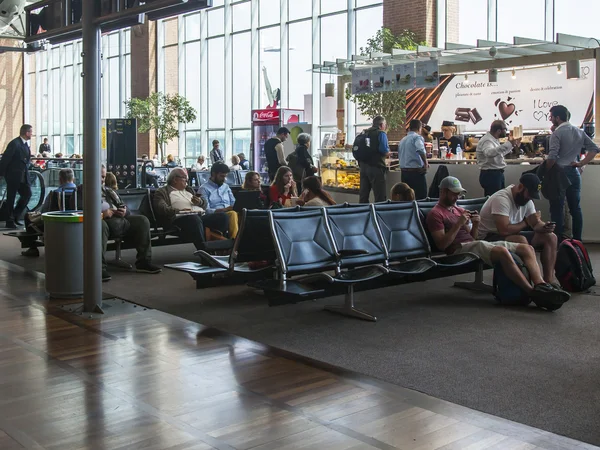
[338,249,369,257]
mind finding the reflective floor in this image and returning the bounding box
[0,260,596,450]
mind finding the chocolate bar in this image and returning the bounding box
[454,114,470,122]
[469,108,482,124]
[455,107,471,115]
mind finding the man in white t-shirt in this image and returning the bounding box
[478,173,558,284]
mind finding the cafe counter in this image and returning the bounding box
[323,159,600,242]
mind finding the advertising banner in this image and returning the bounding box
[371,66,394,92]
[421,61,595,132]
[394,63,415,90]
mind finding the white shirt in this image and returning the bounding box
[476,132,514,170]
[477,185,536,239]
[169,189,204,213]
[191,163,207,172]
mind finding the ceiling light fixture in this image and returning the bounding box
[464,73,468,80]
[557,64,562,74]
[511,69,516,79]
[488,69,498,83]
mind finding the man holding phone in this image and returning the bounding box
[477,173,558,284]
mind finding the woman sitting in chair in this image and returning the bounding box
[268,166,298,207]
[299,176,336,207]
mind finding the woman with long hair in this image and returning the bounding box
[242,171,261,190]
[269,166,298,206]
[300,176,336,206]
[390,182,415,202]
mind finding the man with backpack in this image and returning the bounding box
[426,176,570,310]
[477,173,558,285]
[355,116,389,203]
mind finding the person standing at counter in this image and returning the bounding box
[547,105,599,241]
[438,122,463,154]
[477,120,521,196]
[265,127,290,182]
[357,116,390,203]
[398,119,429,200]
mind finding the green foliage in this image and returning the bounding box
[346,28,424,131]
[124,92,197,158]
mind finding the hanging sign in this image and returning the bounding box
[351,68,372,94]
[415,59,440,89]
[393,63,415,90]
[372,66,394,92]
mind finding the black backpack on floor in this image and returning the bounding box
[555,239,596,292]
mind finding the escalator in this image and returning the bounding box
[0,172,45,222]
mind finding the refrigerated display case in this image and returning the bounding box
[251,109,304,176]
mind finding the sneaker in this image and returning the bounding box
[530,283,570,311]
[135,261,162,274]
[102,269,112,282]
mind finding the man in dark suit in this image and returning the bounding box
[0,125,34,228]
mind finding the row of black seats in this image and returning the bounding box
[166,197,491,321]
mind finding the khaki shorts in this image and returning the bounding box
[455,240,521,266]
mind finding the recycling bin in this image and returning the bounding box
[42,211,84,298]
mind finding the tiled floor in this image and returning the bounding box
[0,260,596,450]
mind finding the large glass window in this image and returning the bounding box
[555,0,600,37]
[208,131,227,160]
[208,37,225,129]
[232,130,251,156]
[288,20,312,110]
[185,13,201,41]
[355,6,382,52]
[259,0,280,27]
[321,0,346,15]
[208,8,225,37]
[289,0,311,21]
[445,0,487,45]
[233,1,251,32]
[185,41,201,128]
[497,0,544,43]
[320,13,347,126]
[259,26,281,109]
[186,131,202,158]
[233,33,252,128]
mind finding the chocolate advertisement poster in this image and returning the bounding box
[371,66,394,93]
[393,63,415,90]
[406,62,594,132]
[415,60,440,89]
[351,68,372,95]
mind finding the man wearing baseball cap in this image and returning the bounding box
[477,173,558,284]
[426,176,569,310]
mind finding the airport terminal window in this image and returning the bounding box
[288,20,312,110]
[555,0,599,37]
[186,131,202,159]
[232,1,251,32]
[208,131,227,159]
[321,0,346,15]
[232,32,251,128]
[208,7,225,37]
[185,13,201,42]
[259,26,280,109]
[208,37,226,129]
[289,0,311,21]
[497,0,544,43]
[232,130,251,157]
[259,0,280,27]
[168,0,383,161]
[185,41,202,129]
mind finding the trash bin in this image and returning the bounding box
[42,211,84,298]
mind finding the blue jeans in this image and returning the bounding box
[549,166,582,241]
[479,170,505,197]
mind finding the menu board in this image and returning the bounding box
[371,66,394,92]
[393,63,415,90]
[351,68,372,94]
[415,60,440,88]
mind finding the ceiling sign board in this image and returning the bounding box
[25,0,212,45]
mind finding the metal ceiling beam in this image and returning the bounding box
[440,48,596,74]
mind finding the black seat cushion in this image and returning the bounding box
[325,205,386,267]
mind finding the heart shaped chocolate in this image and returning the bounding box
[498,101,516,120]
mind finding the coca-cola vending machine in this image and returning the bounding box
[251,109,303,178]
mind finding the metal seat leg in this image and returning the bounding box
[454,264,493,293]
[324,285,377,322]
